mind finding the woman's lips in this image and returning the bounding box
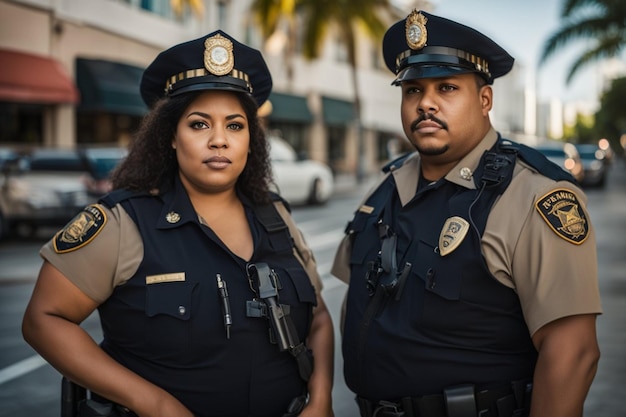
[204,156,231,169]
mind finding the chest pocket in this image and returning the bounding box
[412,239,463,301]
[142,281,199,354]
[146,281,198,320]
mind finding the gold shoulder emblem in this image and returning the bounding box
[535,188,589,244]
[53,204,107,253]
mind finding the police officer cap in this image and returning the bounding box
[383,10,514,85]
[140,30,272,107]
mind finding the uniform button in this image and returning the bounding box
[178,305,186,315]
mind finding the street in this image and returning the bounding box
[1,160,626,417]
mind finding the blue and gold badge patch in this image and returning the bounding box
[535,189,588,245]
[53,204,107,253]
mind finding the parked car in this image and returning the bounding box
[81,147,128,196]
[269,136,334,205]
[575,143,609,188]
[0,148,20,170]
[0,147,126,240]
[533,141,585,185]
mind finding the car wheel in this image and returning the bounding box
[15,222,38,239]
[307,178,325,205]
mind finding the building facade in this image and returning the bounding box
[1,0,532,175]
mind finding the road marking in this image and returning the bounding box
[0,354,47,385]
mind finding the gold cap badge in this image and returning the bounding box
[406,9,428,50]
[204,33,234,76]
[438,216,469,256]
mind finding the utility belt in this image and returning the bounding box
[62,377,307,417]
[356,381,532,417]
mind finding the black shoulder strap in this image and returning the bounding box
[99,189,149,209]
[254,194,292,253]
[516,142,578,183]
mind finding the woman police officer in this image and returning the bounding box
[22,30,334,417]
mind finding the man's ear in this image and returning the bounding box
[480,85,493,115]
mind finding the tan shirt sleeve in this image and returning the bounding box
[40,203,143,304]
[483,165,602,335]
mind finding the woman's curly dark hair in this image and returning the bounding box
[111,90,273,205]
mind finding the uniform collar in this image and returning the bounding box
[444,127,498,188]
[392,127,498,206]
[156,175,201,229]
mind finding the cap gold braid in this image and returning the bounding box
[396,46,491,78]
[164,68,252,95]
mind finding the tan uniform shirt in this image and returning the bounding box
[333,128,602,335]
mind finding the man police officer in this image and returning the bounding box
[332,10,601,417]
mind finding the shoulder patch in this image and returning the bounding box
[53,204,108,253]
[535,189,589,245]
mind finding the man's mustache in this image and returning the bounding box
[410,113,447,132]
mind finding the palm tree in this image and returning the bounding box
[299,0,393,180]
[170,0,204,17]
[249,0,298,88]
[251,0,394,180]
[540,0,626,84]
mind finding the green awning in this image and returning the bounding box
[322,96,355,126]
[268,92,313,123]
[76,58,147,116]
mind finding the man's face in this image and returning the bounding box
[400,73,492,165]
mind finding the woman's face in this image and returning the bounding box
[173,90,250,195]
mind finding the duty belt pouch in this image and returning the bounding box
[444,384,477,417]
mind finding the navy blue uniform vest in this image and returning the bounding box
[98,178,316,417]
[342,138,574,401]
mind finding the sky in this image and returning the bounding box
[396,0,623,107]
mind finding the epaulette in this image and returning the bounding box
[382,151,415,173]
[99,189,152,208]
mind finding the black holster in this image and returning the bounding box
[282,394,308,417]
[61,377,137,417]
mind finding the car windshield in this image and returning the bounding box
[86,156,122,179]
[82,148,127,179]
[27,152,85,171]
